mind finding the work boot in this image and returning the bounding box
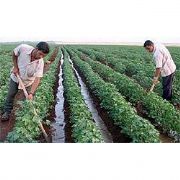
[1,112,10,122]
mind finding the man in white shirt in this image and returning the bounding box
[1,42,50,121]
[144,40,176,101]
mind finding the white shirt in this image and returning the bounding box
[10,44,44,89]
[153,43,176,77]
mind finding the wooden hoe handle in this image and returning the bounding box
[149,83,155,92]
[16,74,29,99]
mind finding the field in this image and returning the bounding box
[0,43,180,143]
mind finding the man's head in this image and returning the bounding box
[33,42,50,59]
[144,40,154,53]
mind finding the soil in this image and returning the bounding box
[0,92,25,141]
[174,104,180,111]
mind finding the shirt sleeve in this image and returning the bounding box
[35,59,44,77]
[154,51,163,68]
[13,44,23,56]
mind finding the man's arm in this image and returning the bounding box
[12,52,19,75]
[154,68,161,78]
[152,50,163,84]
[28,77,41,100]
[152,68,161,84]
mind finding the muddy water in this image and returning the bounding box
[159,134,174,143]
[51,55,65,143]
[68,57,113,143]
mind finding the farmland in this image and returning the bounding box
[0,43,180,143]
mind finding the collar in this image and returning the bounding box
[28,58,42,65]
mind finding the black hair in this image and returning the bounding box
[36,42,50,54]
[143,40,154,47]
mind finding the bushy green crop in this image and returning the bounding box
[67,48,160,143]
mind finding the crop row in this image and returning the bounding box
[6,48,61,142]
[62,48,104,143]
[100,47,180,104]
[73,48,180,141]
[78,47,180,105]
[66,47,160,143]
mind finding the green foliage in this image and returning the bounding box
[6,48,61,142]
[0,45,55,109]
[78,46,180,105]
[7,101,41,143]
[74,49,180,139]
[67,48,160,143]
[62,49,103,143]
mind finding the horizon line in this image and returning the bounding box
[1,41,180,46]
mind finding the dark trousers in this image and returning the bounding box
[3,79,19,113]
[162,73,175,101]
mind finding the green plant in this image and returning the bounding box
[62,48,103,143]
[6,48,61,142]
[66,48,160,143]
[74,49,180,139]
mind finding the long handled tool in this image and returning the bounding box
[149,79,160,92]
[16,74,49,142]
[149,83,156,92]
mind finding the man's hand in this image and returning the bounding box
[152,77,159,85]
[27,93,33,100]
[13,67,19,75]
[28,77,41,100]
[45,60,51,64]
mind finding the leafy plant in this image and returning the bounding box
[74,49,180,140]
[66,48,160,143]
[6,48,61,142]
[62,48,103,143]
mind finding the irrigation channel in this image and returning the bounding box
[50,54,173,143]
[51,54,65,143]
[68,57,113,143]
[50,55,113,142]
